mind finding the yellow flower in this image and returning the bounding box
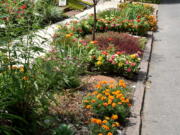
[97,56,103,61]
[105,89,110,92]
[105,116,110,120]
[105,92,110,96]
[111,114,118,120]
[65,33,73,38]
[107,132,113,135]
[118,62,123,67]
[19,66,24,72]
[96,61,103,66]
[114,122,120,127]
[102,125,110,130]
[130,54,137,59]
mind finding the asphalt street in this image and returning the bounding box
[142,0,180,135]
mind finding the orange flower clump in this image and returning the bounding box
[107,132,113,135]
[102,125,110,130]
[111,114,118,120]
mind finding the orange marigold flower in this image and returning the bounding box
[83,100,89,103]
[107,132,113,135]
[102,120,108,124]
[92,91,98,95]
[86,105,92,109]
[91,118,96,123]
[102,125,110,130]
[108,99,112,105]
[101,96,106,100]
[119,80,126,88]
[103,102,108,107]
[96,119,102,125]
[108,96,114,100]
[99,81,107,84]
[98,133,103,135]
[111,114,118,120]
[109,84,114,88]
[91,99,96,103]
[95,84,102,89]
[97,94,102,99]
[112,103,116,108]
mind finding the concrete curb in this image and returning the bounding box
[124,4,159,135]
[125,32,154,135]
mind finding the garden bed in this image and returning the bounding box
[0,1,158,135]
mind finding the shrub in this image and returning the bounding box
[85,32,144,55]
[83,80,131,134]
[118,3,154,19]
[83,80,131,123]
[133,0,160,4]
[33,0,66,24]
[34,51,83,90]
[88,48,141,77]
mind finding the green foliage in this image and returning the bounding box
[118,3,154,19]
[83,80,131,124]
[33,0,66,24]
[52,124,75,135]
[67,0,86,10]
[133,0,160,4]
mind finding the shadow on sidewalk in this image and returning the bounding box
[161,0,180,4]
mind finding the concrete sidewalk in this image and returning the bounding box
[142,0,180,135]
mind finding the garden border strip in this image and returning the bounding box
[124,4,158,135]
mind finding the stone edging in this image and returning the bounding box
[124,32,154,135]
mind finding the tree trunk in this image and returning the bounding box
[92,0,97,41]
